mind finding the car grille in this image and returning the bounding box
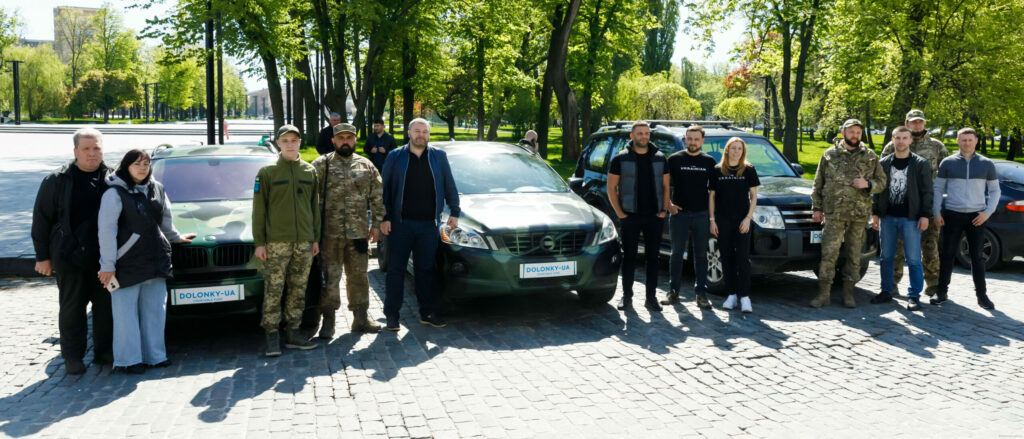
[172,245,208,269]
[779,204,820,230]
[502,230,589,257]
[213,244,254,267]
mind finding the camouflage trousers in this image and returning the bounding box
[893,221,941,291]
[818,219,867,286]
[320,237,370,313]
[261,242,314,331]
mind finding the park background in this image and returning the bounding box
[3,0,1024,177]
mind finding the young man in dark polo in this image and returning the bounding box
[607,120,671,312]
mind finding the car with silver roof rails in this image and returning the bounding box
[569,120,878,293]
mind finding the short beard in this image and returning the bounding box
[411,139,428,149]
[687,144,701,152]
[337,145,354,157]
[912,130,928,138]
[844,137,860,148]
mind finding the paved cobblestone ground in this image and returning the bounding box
[2,258,1023,438]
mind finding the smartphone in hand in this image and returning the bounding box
[106,276,120,293]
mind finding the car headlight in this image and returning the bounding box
[440,223,489,249]
[596,215,618,245]
[752,205,785,230]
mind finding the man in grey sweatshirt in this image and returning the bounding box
[933,128,1000,309]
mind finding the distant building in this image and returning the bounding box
[53,6,99,62]
[17,39,54,48]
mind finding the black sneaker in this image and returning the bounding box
[870,291,894,304]
[930,291,949,305]
[644,298,663,312]
[695,293,712,309]
[148,360,172,368]
[906,297,921,311]
[385,315,400,331]
[114,363,146,374]
[660,289,680,305]
[420,314,447,328]
[284,329,318,350]
[65,358,86,375]
[616,296,632,310]
[977,294,995,310]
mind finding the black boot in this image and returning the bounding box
[977,293,994,310]
[930,290,949,305]
[284,329,318,350]
[265,331,282,357]
[645,293,662,312]
[616,294,633,311]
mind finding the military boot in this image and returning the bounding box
[265,331,282,357]
[351,306,381,333]
[317,312,335,340]
[810,281,831,308]
[842,282,857,308]
[283,329,318,350]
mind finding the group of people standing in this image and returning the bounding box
[605,111,1001,315]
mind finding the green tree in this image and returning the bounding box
[87,7,141,73]
[0,45,68,120]
[70,69,142,122]
[641,0,678,74]
[715,96,762,126]
[54,7,95,90]
[613,68,700,119]
[0,7,20,67]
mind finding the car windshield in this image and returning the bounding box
[448,150,569,194]
[700,137,797,177]
[997,163,1024,184]
[152,156,276,202]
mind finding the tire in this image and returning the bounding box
[704,237,726,294]
[578,285,616,305]
[376,236,388,272]
[955,228,1001,271]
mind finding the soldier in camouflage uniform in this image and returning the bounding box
[810,119,887,308]
[253,124,321,356]
[880,109,948,296]
[311,123,385,338]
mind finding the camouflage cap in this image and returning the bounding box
[276,124,301,139]
[841,119,865,130]
[905,109,926,121]
[333,123,357,135]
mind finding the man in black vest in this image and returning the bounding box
[31,128,114,374]
[607,120,670,312]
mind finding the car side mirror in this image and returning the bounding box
[791,163,804,176]
[568,177,584,194]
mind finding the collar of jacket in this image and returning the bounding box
[59,159,110,176]
[277,153,303,165]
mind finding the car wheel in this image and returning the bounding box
[705,237,725,294]
[377,236,388,272]
[578,286,616,305]
[955,228,1001,270]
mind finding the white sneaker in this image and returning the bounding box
[740,296,752,313]
[722,294,738,310]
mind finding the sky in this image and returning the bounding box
[12,0,743,91]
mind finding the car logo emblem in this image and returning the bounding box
[540,236,557,252]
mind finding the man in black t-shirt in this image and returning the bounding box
[664,125,717,308]
[607,121,670,312]
[870,126,933,310]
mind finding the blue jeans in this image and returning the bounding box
[110,277,168,367]
[384,219,440,319]
[669,211,709,293]
[880,216,923,298]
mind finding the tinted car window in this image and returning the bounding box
[701,137,796,177]
[153,156,277,202]
[586,136,616,171]
[997,163,1024,184]
[448,151,569,194]
[651,136,677,155]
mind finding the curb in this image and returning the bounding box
[0,258,42,278]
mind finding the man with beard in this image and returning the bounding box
[311,123,386,337]
[663,125,717,308]
[810,119,886,308]
[880,109,948,297]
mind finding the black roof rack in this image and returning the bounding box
[609,120,736,129]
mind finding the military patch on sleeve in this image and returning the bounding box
[254,176,261,193]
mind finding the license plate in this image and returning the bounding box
[172,284,245,305]
[810,231,823,244]
[520,261,577,279]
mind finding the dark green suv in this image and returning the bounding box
[151,143,279,317]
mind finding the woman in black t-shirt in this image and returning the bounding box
[709,137,760,313]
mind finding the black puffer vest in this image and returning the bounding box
[113,182,172,288]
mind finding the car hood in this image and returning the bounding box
[169,199,253,245]
[756,176,815,206]
[457,192,604,232]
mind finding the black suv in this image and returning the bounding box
[569,121,878,292]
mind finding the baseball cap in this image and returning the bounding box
[276,124,301,139]
[905,109,926,121]
[333,123,357,135]
[841,119,864,130]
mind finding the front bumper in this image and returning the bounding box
[438,240,622,298]
[165,272,264,318]
[748,227,878,275]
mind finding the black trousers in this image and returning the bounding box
[938,209,987,295]
[717,216,752,297]
[620,214,663,298]
[54,260,113,361]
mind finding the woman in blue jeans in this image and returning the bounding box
[97,149,195,374]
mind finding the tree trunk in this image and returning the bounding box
[537,0,583,161]
[882,2,928,146]
[769,77,782,142]
[775,0,819,163]
[298,56,319,145]
[999,130,1008,152]
[260,52,285,132]
[475,36,486,141]
[401,38,417,145]
[864,102,874,150]
[762,76,770,138]
[1008,128,1022,161]
[487,89,509,141]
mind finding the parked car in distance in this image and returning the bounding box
[952,159,1024,269]
[570,121,878,293]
